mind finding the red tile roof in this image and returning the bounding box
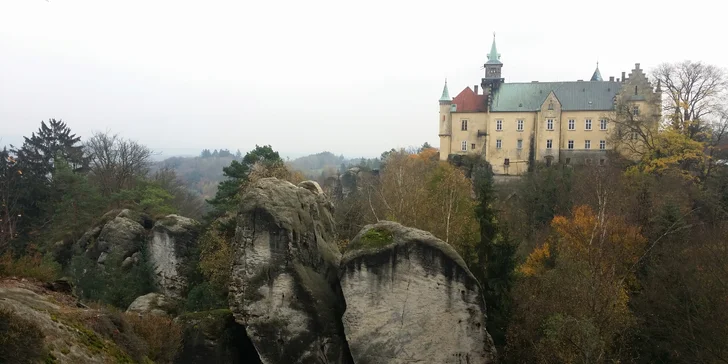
[452,87,487,112]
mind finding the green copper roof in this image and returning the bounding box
[590,63,603,81]
[486,34,502,65]
[490,81,621,112]
[439,80,451,102]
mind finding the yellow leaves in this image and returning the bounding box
[633,129,708,181]
[519,243,550,277]
[521,205,647,280]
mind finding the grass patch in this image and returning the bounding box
[347,227,394,251]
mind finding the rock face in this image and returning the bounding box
[75,209,148,265]
[149,215,201,298]
[340,221,496,364]
[229,178,351,364]
[126,292,176,316]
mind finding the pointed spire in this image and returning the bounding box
[590,61,603,81]
[439,79,451,103]
[486,32,502,65]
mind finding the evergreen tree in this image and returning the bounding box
[0,148,23,252]
[200,149,212,158]
[10,119,86,242]
[472,160,517,351]
[206,145,283,218]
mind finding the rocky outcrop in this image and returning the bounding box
[75,209,148,265]
[229,178,351,364]
[340,221,497,364]
[126,292,176,316]
[149,215,201,298]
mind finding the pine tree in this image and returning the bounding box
[206,145,283,218]
[472,160,517,351]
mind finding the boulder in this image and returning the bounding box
[340,221,497,364]
[149,215,201,299]
[126,292,176,316]
[75,209,146,264]
[229,178,351,364]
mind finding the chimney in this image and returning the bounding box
[621,72,626,82]
[616,78,620,82]
[474,85,479,95]
[609,76,615,82]
[635,63,641,69]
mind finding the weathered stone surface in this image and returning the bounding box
[175,309,262,364]
[76,209,146,263]
[340,221,497,364]
[229,178,351,364]
[149,215,201,299]
[126,292,176,316]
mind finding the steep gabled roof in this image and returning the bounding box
[451,87,488,112]
[491,81,621,112]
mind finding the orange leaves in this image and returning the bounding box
[520,205,647,280]
[519,243,550,277]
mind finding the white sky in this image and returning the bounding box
[1,0,726,159]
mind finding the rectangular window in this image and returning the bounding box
[547,119,554,130]
[599,140,606,150]
[585,119,592,130]
[568,140,574,149]
[600,119,607,130]
[496,119,503,131]
[471,143,476,150]
[546,139,553,149]
[517,119,524,131]
[585,140,591,149]
[496,139,502,149]
[461,120,468,131]
[568,119,575,130]
[461,141,467,151]
[633,106,640,116]
[517,139,523,149]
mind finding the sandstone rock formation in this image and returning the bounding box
[75,209,147,265]
[229,178,351,364]
[340,221,496,364]
[149,215,201,298]
[126,292,176,316]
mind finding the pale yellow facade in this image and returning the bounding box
[438,61,660,175]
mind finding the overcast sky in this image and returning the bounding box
[1,0,726,159]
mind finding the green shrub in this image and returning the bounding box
[185,282,228,312]
[0,308,47,364]
[0,249,61,282]
[69,247,154,309]
[125,313,183,363]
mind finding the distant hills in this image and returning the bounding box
[154,150,381,200]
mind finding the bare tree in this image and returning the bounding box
[85,131,152,195]
[653,61,728,140]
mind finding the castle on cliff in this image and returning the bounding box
[438,35,661,175]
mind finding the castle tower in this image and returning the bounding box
[438,80,452,160]
[481,33,504,111]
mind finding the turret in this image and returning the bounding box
[438,80,453,160]
[481,33,505,111]
[590,62,603,81]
